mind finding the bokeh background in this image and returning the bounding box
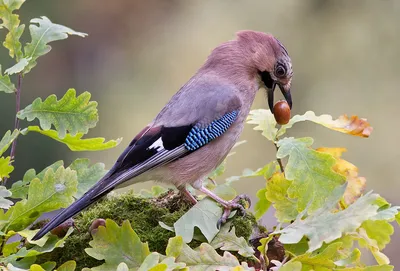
[1,0,399,266]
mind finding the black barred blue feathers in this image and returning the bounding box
[184,111,239,151]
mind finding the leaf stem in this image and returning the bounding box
[274,141,285,173]
[4,73,22,184]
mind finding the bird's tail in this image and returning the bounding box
[32,170,136,240]
[32,146,187,241]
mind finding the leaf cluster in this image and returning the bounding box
[0,2,398,271]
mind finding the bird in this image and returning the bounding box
[32,30,293,240]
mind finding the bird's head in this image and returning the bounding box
[236,31,293,112]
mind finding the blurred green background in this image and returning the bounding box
[1,0,399,265]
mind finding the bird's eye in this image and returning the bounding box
[275,64,286,78]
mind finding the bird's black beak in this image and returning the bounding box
[267,82,292,113]
[260,71,292,113]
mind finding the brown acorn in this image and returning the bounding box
[273,100,291,125]
[50,218,74,238]
[89,218,106,235]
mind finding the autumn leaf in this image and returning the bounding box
[277,111,373,138]
[316,147,366,205]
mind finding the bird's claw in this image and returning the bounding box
[217,194,251,229]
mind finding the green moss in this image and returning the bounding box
[37,190,257,270]
[38,190,191,270]
[231,212,257,240]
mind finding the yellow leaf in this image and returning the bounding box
[317,147,366,205]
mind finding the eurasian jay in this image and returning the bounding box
[32,30,293,240]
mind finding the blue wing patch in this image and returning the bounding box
[184,110,239,151]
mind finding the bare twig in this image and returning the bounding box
[4,73,23,184]
[274,141,285,173]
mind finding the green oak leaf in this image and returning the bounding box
[354,228,390,265]
[137,253,185,271]
[0,228,73,266]
[57,260,76,271]
[335,248,361,267]
[2,241,19,257]
[41,262,57,271]
[226,161,278,184]
[116,263,129,271]
[0,65,15,93]
[24,16,87,73]
[0,130,19,156]
[277,137,346,213]
[247,109,278,141]
[2,166,77,232]
[24,126,121,151]
[9,160,64,199]
[5,57,30,74]
[265,173,298,222]
[166,236,253,271]
[276,186,397,253]
[0,156,14,180]
[0,0,26,60]
[279,261,302,271]
[0,186,13,209]
[31,265,46,271]
[254,188,271,220]
[18,89,98,138]
[286,242,344,270]
[85,219,150,271]
[341,265,393,271]
[173,198,222,243]
[17,229,50,247]
[210,223,255,257]
[257,236,273,266]
[361,220,394,250]
[68,158,107,198]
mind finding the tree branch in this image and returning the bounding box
[4,73,22,184]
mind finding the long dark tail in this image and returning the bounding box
[32,146,187,241]
[32,171,121,240]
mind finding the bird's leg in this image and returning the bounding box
[178,186,198,205]
[197,185,251,228]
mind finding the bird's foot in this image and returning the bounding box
[217,194,251,229]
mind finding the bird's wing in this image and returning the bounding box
[32,84,242,240]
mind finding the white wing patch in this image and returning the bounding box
[149,137,164,150]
